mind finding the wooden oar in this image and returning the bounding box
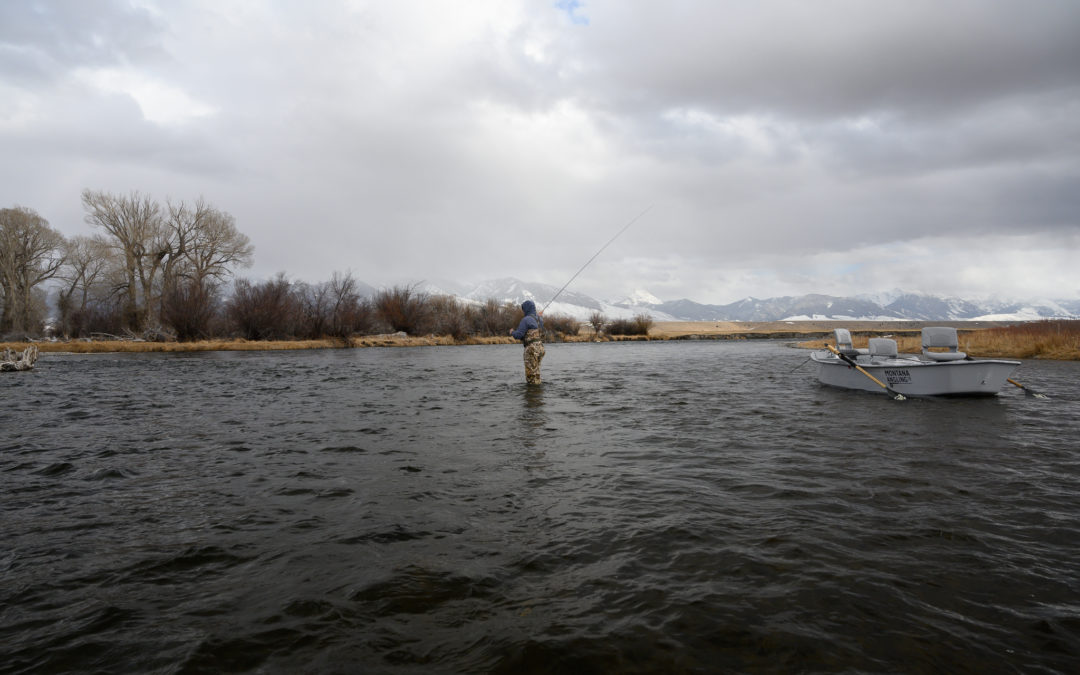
[826,344,906,400]
[1007,378,1049,399]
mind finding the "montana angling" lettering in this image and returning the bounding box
[884,369,912,384]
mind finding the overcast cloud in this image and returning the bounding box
[2,0,1078,303]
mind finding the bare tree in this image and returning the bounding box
[325,271,373,341]
[186,204,253,286]
[293,281,331,339]
[81,189,164,330]
[0,206,66,334]
[56,235,113,337]
[82,190,254,335]
[588,311,607,337]
[158,198,252,337]
[163,197,253,289]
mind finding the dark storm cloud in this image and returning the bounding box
[1,1,1077,302]
[503,0,1080,284]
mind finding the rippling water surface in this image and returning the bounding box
[3,341,1079,673]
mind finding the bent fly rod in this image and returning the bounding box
[541,205,653,313]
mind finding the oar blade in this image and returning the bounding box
[1007,378,1049,399]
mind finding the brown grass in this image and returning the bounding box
[3,334,588,353]
[959,320,1080,359]
[8,320,1078,358]
[2,339,349,353]
[3,331,644,354]
[797,320,1080,360]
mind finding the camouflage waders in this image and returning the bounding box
[523,328,545,384]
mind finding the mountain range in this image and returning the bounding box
[365,278,1080,323]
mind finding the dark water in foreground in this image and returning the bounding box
[2,341,1079,674]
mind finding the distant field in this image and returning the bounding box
[648,320,1079,360]
[647,320,1012,337]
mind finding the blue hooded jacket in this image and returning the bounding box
[511,300,543,341]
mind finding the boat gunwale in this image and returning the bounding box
[809,351,1022,369]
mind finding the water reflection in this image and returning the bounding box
[520,384,546,450]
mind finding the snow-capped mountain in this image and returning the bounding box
[414,279,473,298]
[361,277,1079,322]
[458,278,673,321]
[619,289,663,306]
[618,291,1079,322]
[463,278,595,309]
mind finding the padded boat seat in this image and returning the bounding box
[922,326,967,361]
[868,337,898,360]
[834,328,868,356]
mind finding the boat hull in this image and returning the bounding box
[811,352,1021,396]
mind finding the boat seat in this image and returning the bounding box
[868,338,898,361]
[922,326,967,361]
[833,328,868,356]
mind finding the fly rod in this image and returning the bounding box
[541,205,653,314]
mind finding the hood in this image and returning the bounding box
[521,300,537,315]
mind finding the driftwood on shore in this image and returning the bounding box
[1,345,38,372]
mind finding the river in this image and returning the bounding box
[2,341,1078,673]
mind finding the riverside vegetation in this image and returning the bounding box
[7,319,1078,361]
[2,191,655,352]
[4,192,1073,359]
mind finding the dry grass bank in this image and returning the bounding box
[648,321,763,336]
[2,335,565,353]
[2,330,627,354]
[796,320,1080,360]
[2,339,347,354]
[7,320,1077,359]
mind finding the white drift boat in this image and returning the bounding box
[810,327,1021,397]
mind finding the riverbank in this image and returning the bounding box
[4,320,1077,359]
[1,335,500,353]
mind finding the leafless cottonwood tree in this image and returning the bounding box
[158,198,253,339]
[56,235,114,337]
[162,198,253,288]
[81,189,164,330]
[0,206,66,334]
[82,190,252,336]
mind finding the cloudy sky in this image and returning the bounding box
[2,0,1079,304]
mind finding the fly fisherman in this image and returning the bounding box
[510,300,545,384]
